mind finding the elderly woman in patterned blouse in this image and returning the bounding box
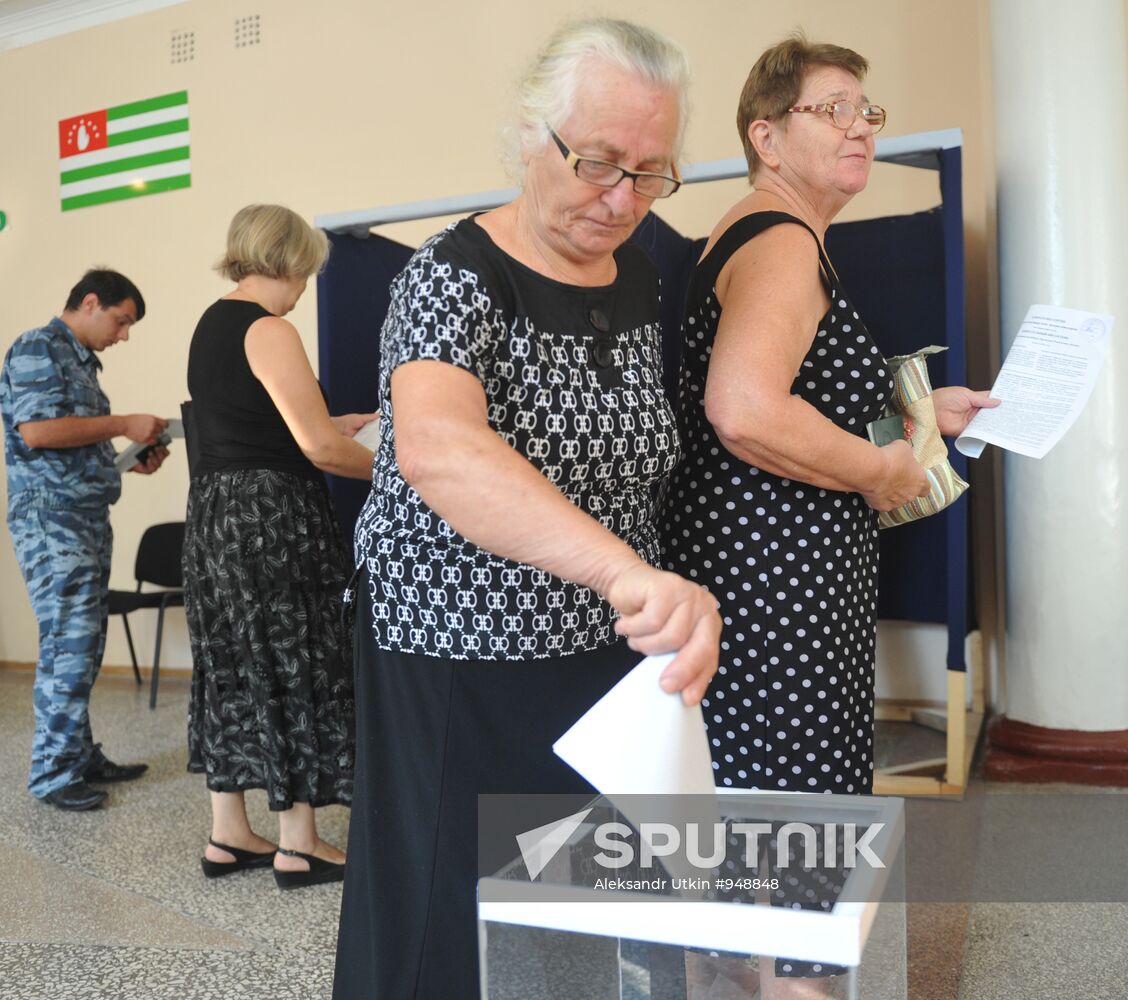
[333,17,721,1000]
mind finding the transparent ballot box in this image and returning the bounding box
[478,792,906,999]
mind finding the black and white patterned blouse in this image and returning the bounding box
[354,217,679,660]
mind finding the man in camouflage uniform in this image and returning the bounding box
[1,269,169,811]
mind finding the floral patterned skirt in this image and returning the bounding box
[184,468,355,809]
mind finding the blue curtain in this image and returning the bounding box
[628,212,707,402]
[316,229,414,543]
[826,208,961,628]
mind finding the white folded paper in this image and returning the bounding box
[552,652,716,796]
[552,653,719,885]
[352,415,382,451]
[956,304,1112,459]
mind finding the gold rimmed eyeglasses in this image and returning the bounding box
[786,101,886,134]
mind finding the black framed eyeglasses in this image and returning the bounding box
[786,100,886,134]
[547,126,681,199]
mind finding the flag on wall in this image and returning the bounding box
[58,91,190,212]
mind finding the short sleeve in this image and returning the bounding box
[382,243,503,386]
[6,335,70,427]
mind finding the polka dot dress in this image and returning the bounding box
[662,212,893,795]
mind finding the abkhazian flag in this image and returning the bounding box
[58,91,190,212]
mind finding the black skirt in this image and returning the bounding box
[184,469,355,810]
[332,590,637,1000]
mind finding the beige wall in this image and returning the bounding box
[0,0,998,678]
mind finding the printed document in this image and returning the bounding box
[956,304,1112,459]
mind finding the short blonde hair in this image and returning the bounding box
[215,204,329,282]
[737,33,869,180]
[508,17,690,175]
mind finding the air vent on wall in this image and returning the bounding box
[171,29,194,64]
[234,14,260,48]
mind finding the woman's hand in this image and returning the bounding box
[932,387,999,437]
[332,412,379,437]
[606,563,721,707]
[861,440,929,511]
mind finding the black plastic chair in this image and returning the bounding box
[107,521,185,709]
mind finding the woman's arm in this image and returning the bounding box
[392,359,720,704]
[244,316,373,480]
[703,224,928,511]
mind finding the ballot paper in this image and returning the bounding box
[352,416,382,451]
[553,652,716,796]
[956,304,1112,459]
[552,653,719,886]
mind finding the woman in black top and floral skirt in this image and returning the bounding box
[333,18,721,1000]
[184,204,376,889]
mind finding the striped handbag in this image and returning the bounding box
[877,346,968,529]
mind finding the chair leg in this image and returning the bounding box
[121,615,142,686]
[149,604,165,710]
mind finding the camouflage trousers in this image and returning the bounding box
[9,501,112,797]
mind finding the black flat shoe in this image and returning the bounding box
[85,757,148,783]
[43,781,107,811]
[200,838,277,878]
[273,848,346,890]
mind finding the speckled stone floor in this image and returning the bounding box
[0,669,348,1000]
[3,667,1127,1000]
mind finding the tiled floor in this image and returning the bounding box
[0,669,348,1000]
[2,667,1127,999]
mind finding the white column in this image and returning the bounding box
[991,0,1128,729]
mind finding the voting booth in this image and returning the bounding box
[315,129,981,797]
[477,792,907,999]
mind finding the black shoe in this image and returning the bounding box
[201,838,277,879]
[85,756,149,783]
[273,848,346,890]
[43,781,107,811]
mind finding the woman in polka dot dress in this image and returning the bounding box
[662,35,994,797]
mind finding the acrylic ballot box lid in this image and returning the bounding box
[478,791,905,969]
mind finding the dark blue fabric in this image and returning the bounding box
[317,230,414,542]
[628,211,707,403]
[826,206,970,648]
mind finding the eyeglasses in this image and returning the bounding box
[786,100,886,134]
[547,126,681,199]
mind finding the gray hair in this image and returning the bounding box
[507,17,690,176]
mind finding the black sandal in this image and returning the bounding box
[273,847,346,889]
[200,838,276,878]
